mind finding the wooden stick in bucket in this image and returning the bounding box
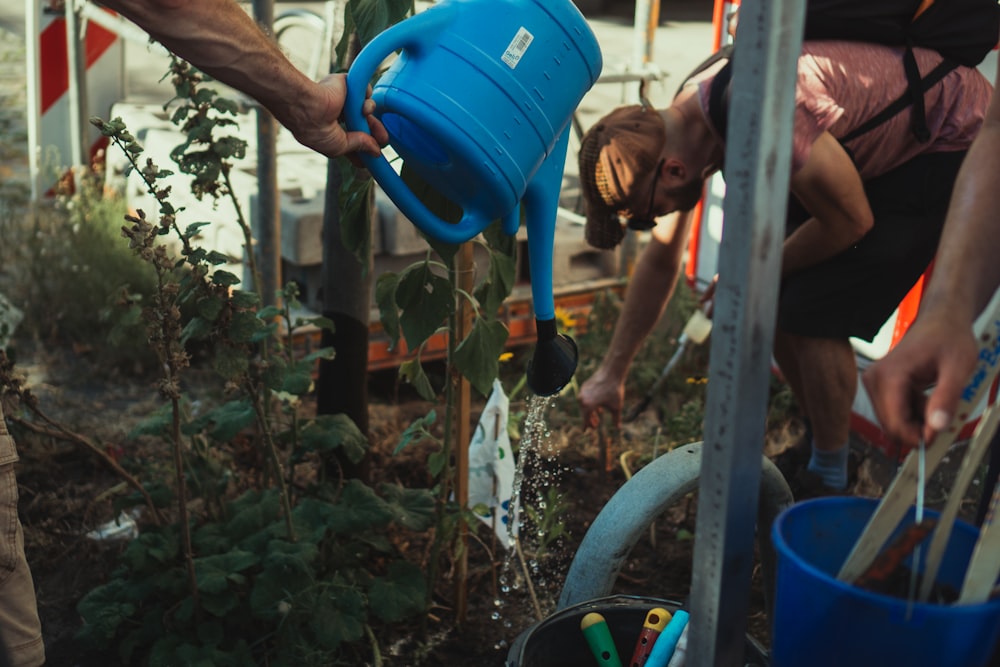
[838,309,1000,584]
[918,402,1000,601]
[959,474,1000,603]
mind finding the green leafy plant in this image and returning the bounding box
[61,50,436,664]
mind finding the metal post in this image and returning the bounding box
[26,0,41,200]
[252,0,281,305]
[686,1,805,665]
[64,0,88,171]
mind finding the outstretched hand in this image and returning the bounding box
[288,74,389,163]
[579,368,625,429]
[862,313,979,448]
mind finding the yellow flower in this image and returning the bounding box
[554,307,577,331]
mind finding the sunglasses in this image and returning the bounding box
[626,158,664,232]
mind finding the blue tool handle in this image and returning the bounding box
[645,610,689,667]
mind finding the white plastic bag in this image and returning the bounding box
[468,378,517,548]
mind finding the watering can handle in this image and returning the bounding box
[343,7,494,245]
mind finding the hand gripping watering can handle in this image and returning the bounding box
[343,6,492,245]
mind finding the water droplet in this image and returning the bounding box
[491,611,501,620]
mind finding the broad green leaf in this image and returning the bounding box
[195,295,224,322]
[257,305,282,321]
[180,316,213,344]
[199,589,239,618]
[299,414,367,463]
[337,160,374,270]
[212,343,249,379]
[375,272,401,350]
[301,314,335,333]
[184,399,254,441]
[227,310,263,343]
[301,347,336,363]
[396,263,453,349]
[482,216,518,255]
[379,482,436,531]
[249,551,314,619]
[205,250,232,266]
[192,523,232,556]
[428,449,448,477]
[194,550,258,594]
[310,583,365,650]
[453,319,509,396]
[122,530,179,572]
[368,561,427,623]
[196,619,224,648]
[393,410,437,455]
[474,247,516,316]
[230,290,260,309]
[291,497,338,542]
[349,0,411,45]
[280,367,314,397]
[127,402,175,439]
[227,489,281,541]
[76,580,136,642]
[210,269,241,287]
[398,358,436,401]
[328,479,394,533]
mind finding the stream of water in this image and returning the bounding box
[492,393,571,650]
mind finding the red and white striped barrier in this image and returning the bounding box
[26,0,124,197]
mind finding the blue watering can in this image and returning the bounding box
[343,0,603,396]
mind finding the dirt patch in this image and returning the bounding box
[6,345,988,666]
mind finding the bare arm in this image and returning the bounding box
[579,209,695,426]
[98,0,387,158]
[864,77,1000,447]
[784,131,874,276]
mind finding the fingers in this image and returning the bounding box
[343,131,382,158]
[862,364,922,449]
[921,364,971,444]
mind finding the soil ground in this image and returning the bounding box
[6,341,987,667]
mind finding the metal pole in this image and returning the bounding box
[252,0,281,305]
[686,1,805,665]
[64,0,88,171]
[26,0,41,200]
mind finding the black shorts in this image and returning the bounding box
[778,150,967,342]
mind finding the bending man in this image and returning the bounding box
[577,40,991,495]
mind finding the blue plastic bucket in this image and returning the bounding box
[771,497,1000,667]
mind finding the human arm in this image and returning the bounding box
[97,0,388,158]
[863,81,1000,447]
[783,131,874,276]
[579,209,695,427]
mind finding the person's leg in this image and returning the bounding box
[775,151,968,491]
[773,331,855,489]
[0,410,44,667]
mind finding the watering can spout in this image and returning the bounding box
[527,318,578,396]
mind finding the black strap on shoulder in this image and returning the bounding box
[707,59,733,139]
[839,55,958,144]
[675,43,735,98]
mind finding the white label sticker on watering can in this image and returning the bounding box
[502,27,534,69]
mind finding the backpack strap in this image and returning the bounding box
[839,55,958,144]
[707,59,733,140]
